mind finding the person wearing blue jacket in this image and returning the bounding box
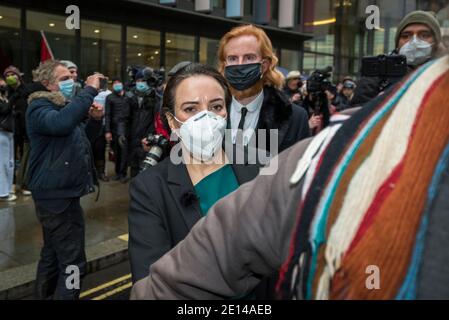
[26,60,104,300]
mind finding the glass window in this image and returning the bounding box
[26,11,76,78]
[213,0,225,9]
[280,48,301,71]
[373,29,385,56]
[0,6,21,75]
[127,27,160,70]
[165,32,195,72]
[303,52,317,75]
[244,0,253,16]
[200,37,220,67]
[80,20,121,79]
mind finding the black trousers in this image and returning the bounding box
[34,198,87,300]
[111,132,128,177]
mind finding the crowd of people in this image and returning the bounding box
[0,9,448,300]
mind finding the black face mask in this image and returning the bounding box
[224,62,262,91]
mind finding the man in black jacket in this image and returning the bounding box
[126,69,159,178]
[217,25,310,155]
[105,77,129,182]
[26,60,104,300]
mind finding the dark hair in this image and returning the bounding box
[162,63,232,133]
[111,76,121,83]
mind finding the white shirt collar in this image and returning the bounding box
[231,90,264,113]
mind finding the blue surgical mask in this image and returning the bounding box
[136,81,149,92]
[59,79,75,99]
[113,83,123,92]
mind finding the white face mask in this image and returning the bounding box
[174,111,227,162]
[399,35,433,66]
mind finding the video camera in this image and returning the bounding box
[126,65,165,89]
[361,54,407,79]
[140,133,170,172]
[307,66,333,95]
[305,66,332,130]
[361,53,408,92]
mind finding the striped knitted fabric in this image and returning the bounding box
[278,55,449,300]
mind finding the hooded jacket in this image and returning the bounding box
[26,86,99,200]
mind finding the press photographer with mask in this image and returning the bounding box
[126,69,159,178]
[353,10,447,106]
[128,64,261,284]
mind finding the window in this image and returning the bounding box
[0,6,21,75]
[80,20,121,79]
[280,48,301,71]
[127,27,161,70]
[26,11,76,77]
[165,32,195,72]
[200,37,220,67]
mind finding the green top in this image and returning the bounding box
[194,164,239,216]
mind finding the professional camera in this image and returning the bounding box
[304,66,333,131]
[307,66,333,95]
[140,133,170,171]
[361,53,407,92]
[142,67,165,88]
[361,54,407,78]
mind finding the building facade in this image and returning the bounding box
[0,0,448,82]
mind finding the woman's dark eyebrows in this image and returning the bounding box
[181,101,200,106]
[209,98,225,103]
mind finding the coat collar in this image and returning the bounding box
[28,90,66,107]
[165,150,259,229]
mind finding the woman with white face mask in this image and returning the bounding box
[128,64,261,285]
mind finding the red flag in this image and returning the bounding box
[40,30,54,62]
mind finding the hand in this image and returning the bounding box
[291,93,302,102]
[118,135,127,148]
[141,138,151,152]
[309,115,323,130]
[105,132,112,142]
[89,102,104,120]
[329,104,337,115]
[85,73,105,91]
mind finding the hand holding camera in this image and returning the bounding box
[85,73,106,91]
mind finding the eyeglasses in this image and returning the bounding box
[399,30,434,42]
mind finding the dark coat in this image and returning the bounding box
[105,91,129,137]
[128,155,261,283]
[247,86,310,153]
[0,98,14,132]
[126,89,159,149]
[26,86,99,200]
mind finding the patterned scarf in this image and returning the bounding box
[278,55,449,300]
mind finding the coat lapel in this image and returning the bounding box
[166,161,202,230]
[257,86,293,149]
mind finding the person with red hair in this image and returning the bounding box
[217,25,310,154]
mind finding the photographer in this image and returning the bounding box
[303,67,332,136]
[283,70,304,105]
[353,10,446,106]
[26,60,104,300]
[126,68,160,178]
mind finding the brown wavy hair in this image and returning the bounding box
[217,24,284,89]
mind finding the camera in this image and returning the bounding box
[307,66,333,95]
[142,67,165,88]
[140,134,170,171]
[361,54,407,78]
[99,77,108,91]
